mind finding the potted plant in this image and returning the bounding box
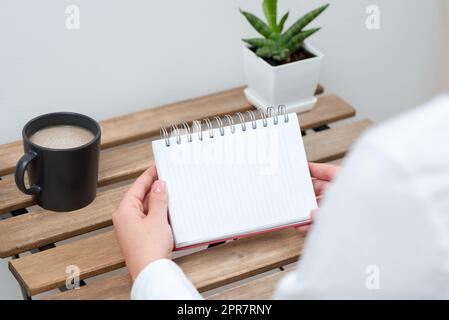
[240,1,329,113]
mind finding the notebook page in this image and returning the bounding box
[152,113,317,248]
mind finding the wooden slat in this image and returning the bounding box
[208,271,288,300]
[45,274,132,300]
[46,247,295,301]
[305,120,371,163]
[0,119,372,259]
[10,232,124,296]
[0,142,153,215]
[0,186,128,258]
[21,228,304,298]
[9,120,372,296]
[47,271,289,300]
[0,94,354,215]
[0,178,34,214]
[0,85,324,177]
[0,142,24,178]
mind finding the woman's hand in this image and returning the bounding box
[113,166,174,281]
[298,162,340,233]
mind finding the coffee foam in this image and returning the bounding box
[30,125,95,149]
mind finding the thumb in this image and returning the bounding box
[146,180,169,224]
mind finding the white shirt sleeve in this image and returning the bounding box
[276,141,436,299]
[275,95,449,299]
[131,259,203,300]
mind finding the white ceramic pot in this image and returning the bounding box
[242,43,323,114]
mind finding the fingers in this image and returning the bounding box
[297,225,310,233]
[308,162,340,182]
[312,179,330,197]
[142,192,150,214]
[146,180,169,224]
[297,208,318,233]
[310,208,317,220]
[122,166,157,208]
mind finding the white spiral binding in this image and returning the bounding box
[160,106,289,147]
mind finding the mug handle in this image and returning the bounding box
[15,150,41,195]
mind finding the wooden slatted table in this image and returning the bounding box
[0,85,372,300]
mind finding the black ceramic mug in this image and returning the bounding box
[15,112,101,212]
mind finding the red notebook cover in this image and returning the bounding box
[173,219,312,251]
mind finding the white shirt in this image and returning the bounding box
[132,95,449,300]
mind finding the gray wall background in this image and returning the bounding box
[1,0,448,144]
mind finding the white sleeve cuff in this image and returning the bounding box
[131,259,203,300]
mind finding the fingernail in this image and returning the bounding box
[152,180,165,193]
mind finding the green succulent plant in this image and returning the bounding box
[240,1,329,64]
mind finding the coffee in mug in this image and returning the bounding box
[15,112,101,212]
[30,125,95,149]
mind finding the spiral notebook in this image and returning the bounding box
[152,108,317,249]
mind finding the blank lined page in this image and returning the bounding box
[152,113,317,248]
